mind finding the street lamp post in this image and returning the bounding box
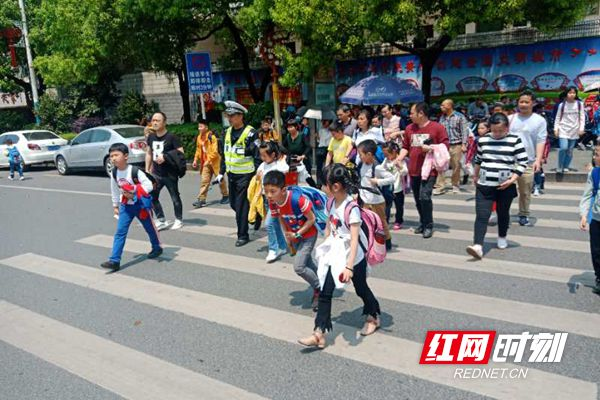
[18,0,40,125]
[258,29,286,141]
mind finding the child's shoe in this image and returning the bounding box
[100,261,120,271]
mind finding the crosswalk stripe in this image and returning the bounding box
[190,206,581,230]
[75,235,600,339]
[0,184,110,197]
[452,192,582,201]
[0,300,267,400]
[409,197,579,214]
[1,254,596,400]
[188,208,588,253]
[172,224,589,284]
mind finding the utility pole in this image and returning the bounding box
[18,0,40,125]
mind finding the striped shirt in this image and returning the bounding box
[474,133,528,187]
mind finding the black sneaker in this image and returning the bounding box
[100,261,120,271]
[235,238,249,247]
[220,196,229,204]
[422,227,433,239]
[148,248,163,259]
[518,216,530,226]
[414,226,424,234]
[192,200,206,208]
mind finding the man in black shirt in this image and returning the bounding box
[146,112,185,231]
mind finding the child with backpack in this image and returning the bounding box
[263,170,321,310]
[357,140,395,250]
[4,139,24,181]
[298,163,382,349]
[256,142,289,263]
[381,141,408,230]
[579,142,600,294]
[101,143,163,271]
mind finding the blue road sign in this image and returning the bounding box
[185,52,213,93]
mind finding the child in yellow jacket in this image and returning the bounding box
[192,119,229,208]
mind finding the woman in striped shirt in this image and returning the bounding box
[467,113,528,260]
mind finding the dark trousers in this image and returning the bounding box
[385,191,405,225]
[590,219,600,280]
[577,132,595,147]
[228,172,253,241]
[314,258,380,333]
[152,174,183,221]
[474,184,517,245]
[315,147,328,186]
[411,176,435,229]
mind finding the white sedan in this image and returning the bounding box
[0,130,68,169]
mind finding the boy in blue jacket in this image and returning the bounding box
[4,139,24,180]
[101,143,163,271]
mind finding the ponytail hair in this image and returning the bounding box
[381,141,400,154]
[323,163,380,196]
[259,140,281,158]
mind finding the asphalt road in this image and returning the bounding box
[0,166,598,400]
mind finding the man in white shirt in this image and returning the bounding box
[509,91,548,226]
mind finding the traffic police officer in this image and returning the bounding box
[215,101,260,247]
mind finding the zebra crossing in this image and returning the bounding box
[0,180,598,400]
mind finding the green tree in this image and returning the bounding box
[268,0,593,101]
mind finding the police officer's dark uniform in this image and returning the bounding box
[217,101,259,247]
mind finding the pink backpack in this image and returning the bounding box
[327,198,387,266]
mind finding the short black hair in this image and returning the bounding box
[489,112,509,127]
[154,111,167,122]
[357,139,378,156]
[412,102,430,116]
[5,139,13,145]
[197,117,209,125]
[109,142,129,155]
[337,104,351,113]
[518,90,536,102]
[263,170,286,188]
[329,120,344,132]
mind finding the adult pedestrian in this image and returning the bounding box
[145,112,185,231]
[315,119,333,186]
[466,113,528,260]
[468,97,490,120]
[397,102,449,238]
[336,104,358,137]
[436,99,470,194]
[554,86,585,173]
[216,101,260,247]
[283,118,312,174]
[381,103,402,144]
[508,91,548,226]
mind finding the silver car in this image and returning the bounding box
[0,130,68,169]
[54,125,147,176]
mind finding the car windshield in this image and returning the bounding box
[114,127,145,138]
[22,131,59,141]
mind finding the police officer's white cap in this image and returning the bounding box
[224,101,248,115]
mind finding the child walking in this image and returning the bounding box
[357,140,395,250]
[4,139,24,180]
[381,141,407,230]
[579,142,600,294]
[298,163,381,349]
[101,143,163,271]
[263,170,321,310]
[256,142,289,263]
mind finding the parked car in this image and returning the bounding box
[54,125,147,176]
[0,130,68,169]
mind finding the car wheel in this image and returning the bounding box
[104,156,113,177]
[56,156,70,175]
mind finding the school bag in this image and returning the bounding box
[112,165,154,209]
[588,167,600,223]
[288,186,329,234]
[326,198,387,266]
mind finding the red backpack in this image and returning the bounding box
[326,198,387,266]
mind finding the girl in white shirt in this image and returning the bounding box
[554,86,585,172]
[256,142,289,263]
[298,164,381,349]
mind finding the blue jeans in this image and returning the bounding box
[9,161,23,178]
[266,207,287,252]
[110,202,162,263]
[558,138,577,170]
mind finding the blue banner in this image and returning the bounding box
[185,52,214,93]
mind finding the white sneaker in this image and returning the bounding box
[452,186,460,194]
[488,213,497,226]
[19,176,25,181]
[170,219,184,230]
[265,250,278,263]
[466,244,483,260]
[155,220,169,231]
[497,237,508,249]
[533,188,540,197]
[8,176,14,181]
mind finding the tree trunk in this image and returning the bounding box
[177,62,192,123]
[223,14,263,104]
[419,54,436,104]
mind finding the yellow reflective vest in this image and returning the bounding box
[224,125,255,174]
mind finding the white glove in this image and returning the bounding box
[212,174,224,185]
